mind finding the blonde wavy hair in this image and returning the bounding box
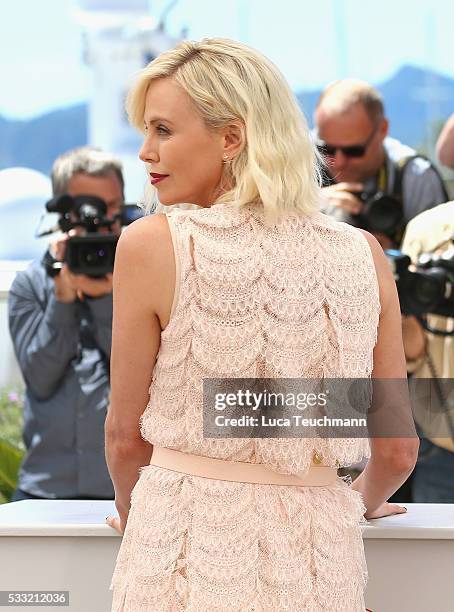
[126,38,322,221]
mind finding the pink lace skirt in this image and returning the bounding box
[110,465,368,611]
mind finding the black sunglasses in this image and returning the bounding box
[316,124,379,159]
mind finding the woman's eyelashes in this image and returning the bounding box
[156,124,171,136]
[143,122,171,136]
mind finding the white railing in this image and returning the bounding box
[1,500,454,611]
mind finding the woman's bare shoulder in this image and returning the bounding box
[116,213,172,265]
[113,213,175,321]
[119,213,170,242]
[356,228,394,314]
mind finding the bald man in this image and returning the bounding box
[314,79,447,249]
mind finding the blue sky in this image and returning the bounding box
[1,0,454,119]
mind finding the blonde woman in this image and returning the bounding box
[105,38,418,611]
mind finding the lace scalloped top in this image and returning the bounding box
[139,202,380,475]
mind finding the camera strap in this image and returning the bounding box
[391,152,449,202]
[377,153,448,246]
[373,156,408,245]
[377,163,388,192]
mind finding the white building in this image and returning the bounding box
[75,0,183,203]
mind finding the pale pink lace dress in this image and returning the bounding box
[110,202,380,611]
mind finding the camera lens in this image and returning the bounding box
[409,269,446,313]
[366,195,403,235]
[79,245,108,267]
[65,234,117,276]
[414,278,439,307]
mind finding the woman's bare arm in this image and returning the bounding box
[105,213,175,530]
[351,230,419,518]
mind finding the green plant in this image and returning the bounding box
[0,389,25,503]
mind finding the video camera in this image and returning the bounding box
[385,244,454,327]
[40,193,144,278]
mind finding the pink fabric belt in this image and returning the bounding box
[149,447,338,487]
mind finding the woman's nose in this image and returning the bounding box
[138,146,147,162]
[139,137,158,163]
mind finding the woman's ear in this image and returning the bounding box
[222,120,245,161]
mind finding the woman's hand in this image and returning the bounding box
[365,502,407,520]
[105,513,127,534]
[106,500,129,534]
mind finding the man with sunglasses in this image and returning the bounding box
[314,79,448,504]
[314,78,447,249]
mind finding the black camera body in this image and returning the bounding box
[350,191,405,244]
[42,194,143,278]
[385,246,454,318]
[64,234,118,277]
[321,174,406,246]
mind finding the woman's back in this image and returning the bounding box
[110,203,378,611]
[141,202,380,474]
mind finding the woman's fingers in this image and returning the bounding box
[388,503,408,515]
[366,502,408,519]
[105,515,123,534]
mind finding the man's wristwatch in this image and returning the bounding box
[42,249,63,278]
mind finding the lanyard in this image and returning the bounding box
[377,162,388,192]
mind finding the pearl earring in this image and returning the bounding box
[222,154,229,164]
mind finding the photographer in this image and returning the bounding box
[398,201,454,502]
[314,79,448,249]
[398,173,454,505]
[8,146,124,501]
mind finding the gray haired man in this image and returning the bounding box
[8,146,124,500]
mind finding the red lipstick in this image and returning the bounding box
[150,172,169,185]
